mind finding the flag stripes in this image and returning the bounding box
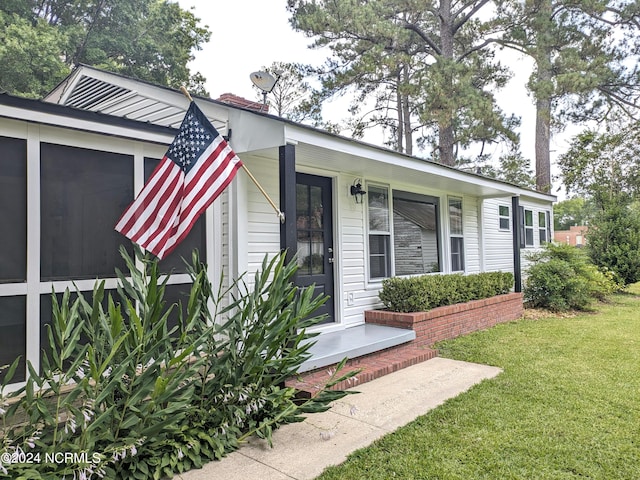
[115,101,243,259]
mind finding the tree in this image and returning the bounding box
[0,11,69,97]
[499,0,640,192]
[0,0,211,98]
[253,62,332,129]
[553,197,593,230]
[558,123,640,284]
[287,0,517,165]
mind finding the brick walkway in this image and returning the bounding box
[286,343,437,396]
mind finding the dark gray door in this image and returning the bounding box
[295,173,334,324]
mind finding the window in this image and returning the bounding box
[40,143,134,280]
[499,205,510,231]
[144,158,206,273]
[0,136,27,283]
[367,187,441,279]
[524,208,534,247]
[539,211,550,244]
[449,197,464,272]
[367,185,391,279]
[392,191,440,275]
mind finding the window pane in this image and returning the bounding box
[499,217,510,230]
[0,137,27,283]
[451,237,464,272]
[393,195,440,275]
[525,228,534,246]
[0,296,26,383]
[144,158,206,273]
[41,143,134,280]
[525,209,533,226]
[369,235,390,279]
[449,198,463,235]
[368,186,389,232]
[499,205,509,217]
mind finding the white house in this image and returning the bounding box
[0,66,555,387]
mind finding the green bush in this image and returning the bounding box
[524,242,619,312]
[586,203,640,286]
[378,271,514,313]
[0,248,357,480]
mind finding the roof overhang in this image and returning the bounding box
[44,65,229,134]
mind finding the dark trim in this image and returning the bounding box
[279,144,297,265]
[512,196,522,293]
[0,92,177,137]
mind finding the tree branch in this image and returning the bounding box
[403,23,442,56]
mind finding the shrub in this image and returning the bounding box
[378,271,514,313]
[587,203,640,286]
[524,242,619,312]
[0,248,357,480]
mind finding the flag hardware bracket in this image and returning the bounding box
[179,86,286,224]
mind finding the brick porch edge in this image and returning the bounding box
[286,292,523,396]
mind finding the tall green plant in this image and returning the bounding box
[0,248,357,479]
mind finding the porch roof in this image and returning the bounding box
[44,65,555,203]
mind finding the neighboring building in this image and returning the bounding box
[554,225,588,247]
[0,65,556,387]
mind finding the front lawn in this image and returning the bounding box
[316,284,640,480]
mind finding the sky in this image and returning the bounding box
[177,0,570,196]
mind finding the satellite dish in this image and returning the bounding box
[250,71,277,93]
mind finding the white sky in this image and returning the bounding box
[178,0,571,196]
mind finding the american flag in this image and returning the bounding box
[115,101,243,259]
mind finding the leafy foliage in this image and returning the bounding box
[586,203,640,286]
[557,123,640,285]
[553,197,593,231]
[287,0,517,164]
[379,271,514,313]
[0,1,211,97]
[523,242,619,312]
[0,248,356,479]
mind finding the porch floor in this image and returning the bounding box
[299,324,416,373]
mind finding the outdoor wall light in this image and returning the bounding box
[350,178,367,204]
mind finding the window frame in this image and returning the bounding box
[524,208,534,247]
[366,184,392,281]
[538,210,550,244]
[448,197,464,272]
[498,204,510,231]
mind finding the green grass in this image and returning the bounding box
[316,285,640,480]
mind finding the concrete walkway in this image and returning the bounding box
[177,357,502,480]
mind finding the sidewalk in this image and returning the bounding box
[177,357,502,480]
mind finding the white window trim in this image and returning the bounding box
[498,204,511,231]
[448,196,465,272]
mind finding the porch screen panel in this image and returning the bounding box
[144,158,206,273]
[40,143,134,280]
[0,296,26,383]
[0,136,27,282]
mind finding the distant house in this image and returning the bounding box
[554,225,588,247]
[0,65,556,388]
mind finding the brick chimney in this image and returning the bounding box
[216,93,267,112]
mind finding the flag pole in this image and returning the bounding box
[179,87,286,224]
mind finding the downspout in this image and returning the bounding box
[512,196,522,292]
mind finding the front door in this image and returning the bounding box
[295,173,335,324]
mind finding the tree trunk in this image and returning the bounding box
[396,71,404,153]
[438,0,456,166]
[535,92,552,193]
[533,0,553,193]
[402,64,413,156]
